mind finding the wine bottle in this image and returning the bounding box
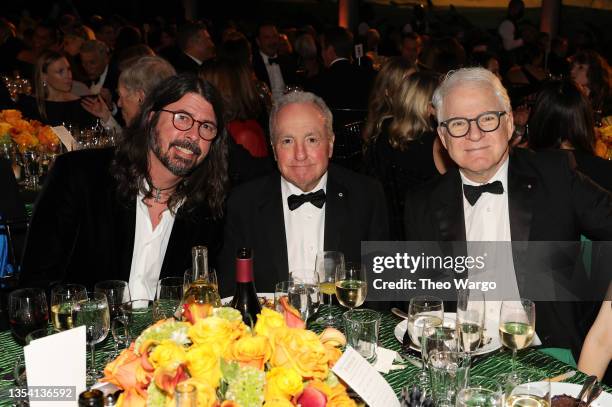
[78,389,104,407]
[230,248,261,326]
[181,246,221,317]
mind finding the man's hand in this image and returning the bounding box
[81,95,111,122]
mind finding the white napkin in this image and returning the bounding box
[372,346,401,373]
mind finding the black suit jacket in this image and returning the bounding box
[252,51,297,90]
[171,52,202,75]
[218,164,389,296]
[403,148,612,356]
[19,148,223,290]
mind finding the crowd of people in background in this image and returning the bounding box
[0,0,611,384]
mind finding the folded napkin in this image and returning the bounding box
[372,346,401,374]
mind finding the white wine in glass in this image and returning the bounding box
[456,289,485,354]
[499,299,536,378]
[315,251,345,326]
[335,262,366,309]
[50,284,87,332]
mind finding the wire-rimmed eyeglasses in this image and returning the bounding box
[440,111,507,138]
[160,109,217,141]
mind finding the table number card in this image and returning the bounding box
[332,346,400,407]
[51,126,76,152]
[24,326,87,407]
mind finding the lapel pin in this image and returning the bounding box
[527,184,532,189]
[338,192,344,198]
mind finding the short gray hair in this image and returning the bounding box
[119,56,176,95]
[269,91,334,142]
[432,67,512,123]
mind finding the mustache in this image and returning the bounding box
[170,139,202,156]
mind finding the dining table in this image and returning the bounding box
[0,305,609,406]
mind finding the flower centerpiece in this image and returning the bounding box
[102,302,353,407]
[0,109,60,152]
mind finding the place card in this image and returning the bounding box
[24,326,87,407]
[332,346,400,407]
[51,126,76,152]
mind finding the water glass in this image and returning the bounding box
[288,273,320,322]
[8,288,49,345]
[408,295,444,385]
[73,292,110,385]
[456,289,485,356]
[456,376,503,407]
[428,350,470,407]
[121,299,154,339]
[154,277,183,321]
[94,280,130,320]
[343,308,381,363]
[274,281,291,312]
[50,284,87,332]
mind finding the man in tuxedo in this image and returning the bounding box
[171,21,215,74]
[252,23,296,101]
[404,67,612,358]
[80,40,119,104]
[219,91,388,295]
[20,75,228,299]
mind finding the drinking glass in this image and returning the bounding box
[8,288,49,345]
[456,376,503,407]
[20,148,40,189]
[154,277,183,320]
[456,289,486,358]
[50,284,87,332]
[499,299,535,379]
[335,262,367,310]
[274,281,291,312]
[182,267,221,308]
[13,326,55,388]
[94,280,130,320]
[288,273,320,322]
[121,299,154,340]
[408,295,444,385]
[73,292,110,386]
[343,308,381,363]
[314,251,345,326]
[506,379,550,407]
[428,350,470,407]
[176,382,197,407]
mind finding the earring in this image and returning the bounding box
[43,81,47,87]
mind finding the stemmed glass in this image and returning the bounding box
[50,284,87,332]
[456,289,486,359]
[154,277,184,320]
[73,292,110,386]
[407,295,444,385]
[94,280,130,358]
[314,251,345,326]
[335,262,367,310]
[499,299,536,380]
[8,288,49,345]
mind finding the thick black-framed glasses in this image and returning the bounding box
[160,109,218,141]
[440,111,507,138]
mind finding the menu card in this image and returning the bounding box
[51,126,76,151]
[24,326,87,407]
[332,346,400,407]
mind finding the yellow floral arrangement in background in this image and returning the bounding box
[0,109,60,152]
[103,305,353,407]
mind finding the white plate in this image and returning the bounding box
[393,312,502,356]
[221,293,274,305]
[546,382,612,406]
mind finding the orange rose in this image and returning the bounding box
[225,334,272,370]
[270,327,329,380]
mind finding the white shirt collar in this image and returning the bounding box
[330,57,349,67]
[460,155,509,191]
[184,51,203,66]
[281,172,328,197]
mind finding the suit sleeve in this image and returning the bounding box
[19,154,81,288]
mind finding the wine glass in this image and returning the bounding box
[334,262,367,310]
[73,292,110,386]
[121,299,154,340]
[94,280,130,320]
[499,299,535,380]
[314,251,345,326]
[456,289,486,359]
[154,277,183,320]
[50,284,87,332]
[182,267,221,308]
[408,295,444,385]
[8,288,49,345]
[288,273,320,322]
[456,376,503,407]
[506,378,550,407]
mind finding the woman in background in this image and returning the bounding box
[570,50,612,121]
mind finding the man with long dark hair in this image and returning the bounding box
[20,74,228,299]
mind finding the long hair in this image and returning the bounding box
[388,71,439,150]
[363,57,415,143]
[528,80,595,154]
[111,74,228,218]
[34,50,67,121]
[571,50,611,114]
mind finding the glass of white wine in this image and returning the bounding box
[50,284,87,332]
[456,289,486,358]
[506,379,551,407]
[335,262,367,311]
[499,299,536,379]
[73,292,110,386]
[315,251,345,326]
[407,295,444,385]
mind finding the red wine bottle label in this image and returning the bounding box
[236,258,254,283]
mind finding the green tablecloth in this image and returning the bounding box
[0,308,609,406]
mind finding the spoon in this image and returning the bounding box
[391,307,409,319]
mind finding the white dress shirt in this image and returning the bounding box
[280,174,327,281]
[89,64,108,95]
[260,51,285,101]
[128,190,177,300]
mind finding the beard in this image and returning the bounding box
[151,128,203,177]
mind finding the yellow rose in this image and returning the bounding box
[254,308,286,338]
[148,340,187,370]
[328,383,357,407]
[177,378,218,407]
[0,122,11,137]
[225,334,272,370]
[188,316,246,352]
[185,345,221,388]
[263,398,295,407]
[265,367,304,401]
[270,327,329,379]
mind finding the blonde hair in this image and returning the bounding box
[34,50,67,121]
[363,57,414,142]
[388,71,439,150]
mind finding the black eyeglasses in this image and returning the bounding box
[160,109,217,141]
[440,111,507,138]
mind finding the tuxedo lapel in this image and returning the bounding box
[433,169,467,241]
[508,153,536,242]
[161,207,192,279]
[257,176,288,283]
[324,170,349,251]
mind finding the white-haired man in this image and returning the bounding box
[404,67,612,361]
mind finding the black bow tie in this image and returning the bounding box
[268,57,279,65]
[288,189,326,210]
[463,181,504,205]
